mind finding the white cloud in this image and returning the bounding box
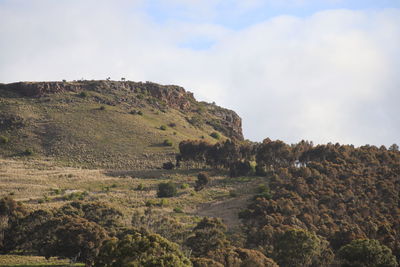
[0,1,399,146]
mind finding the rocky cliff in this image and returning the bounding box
[0,80,243,140]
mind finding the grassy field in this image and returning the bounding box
[0,158,265,228]
[0,255,83,266]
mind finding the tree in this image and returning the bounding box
[185,217,230,257]
[338,239,398,267]
[273,229,322,267]
[157,182,177,198]
[34,215,109,266]
[131,208,189,244]
[389,143,399,152]
[207,247,279,267]
[0,197,27,251]
[58,201,123,231]
[94,230,191,267]
[195,172,210,191]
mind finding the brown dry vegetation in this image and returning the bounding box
[0,158,263,229]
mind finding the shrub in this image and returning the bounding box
[229,190,238,197]
[34,216,109,266]
[95,230,192,267]
[136,183,145,191]
[273,229,322,267]
[210,132,221,140]
[163,139,173,147]
[0,136,9,144]
[99,105,106,110]
[160,125,167,130]
[173,207,183,213]
[180,183,189,189]
[137,110,143,115]
[338,239,398,267]
[79,91,88,97]
[23,148,33,156]
[229,161,253,177]
[157,182,177,198]
[162,161,174,170]
[195,172,210,191]
[168,122,177,128]
[207,247,279,267]
[185,217,230,257]
[187,116,203,127]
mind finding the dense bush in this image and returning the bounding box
[157,182,177,198]
[163,139,173,146]
[338,239,398,267]
[207,247,279,267]
[210,132,220,140]
[0,136,9,144]
[131,209,189,244]
[195,172,210,191]
[34,215,109,266]
[162,161,174,169]
[186,217,230,257]
[95,230,192,267]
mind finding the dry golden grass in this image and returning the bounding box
[0,157,264,228]
[0,255,82,266]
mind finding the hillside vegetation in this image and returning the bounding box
[0,80,399,267]
[0,80,242,169]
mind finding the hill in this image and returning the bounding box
[0,80,243,169]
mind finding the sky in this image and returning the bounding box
[0,0,399,146]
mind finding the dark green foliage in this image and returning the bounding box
[229,161,253,177]
[195,172,209,191]
[185,217,230,257]
[256,138,294,169]
[254,183,272,200]
[95,230,192,267]
[99,105,106,110]
[57,201,123,230]
[0,136,9,144]
[131,209,189,244]
[273,229,324,267]
[187,115,203,127]
[160,125,167,130]
[338,239,398,267]
[191,257,224,267]
[34,215,109,266]
[210,132,220,140]
[79,91,88,97]
[207,247,279,267]
[5,209,53,252]
[157,182,177,198]
[23,148,34,156]
[136,183,145,190]
[162,161,174,169]
[178,139,244,169]
[173,207,183,213]
[0,197,28,251]
[163,139,173,146]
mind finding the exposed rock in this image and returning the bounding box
[1,80,243,140]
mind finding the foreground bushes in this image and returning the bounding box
[95,230,191,267]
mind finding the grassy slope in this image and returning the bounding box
[0,158,265,229]
[0,255,82,266]
[0,88,224,169]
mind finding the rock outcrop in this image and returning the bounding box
[0,80,243,140]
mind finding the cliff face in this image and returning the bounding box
[1,80,243,140]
